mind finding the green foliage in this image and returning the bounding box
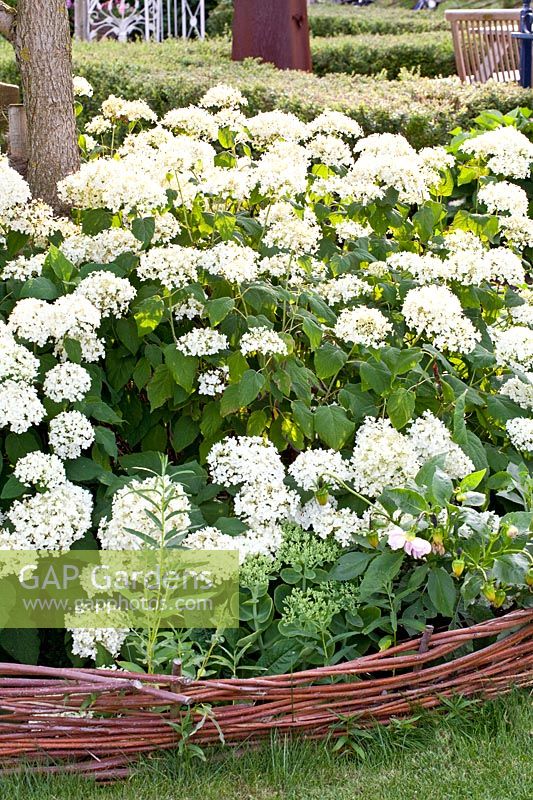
[2,38,533,150]
[311,32,455,80]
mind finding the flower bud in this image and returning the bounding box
[482,583,496,603]
[456,492,467,503]
[452,558,465,578]
[526,567,533,587]
[506,525,519,539]
[368,532,379,549]
[315,487,329,506]
[493,589,506,609]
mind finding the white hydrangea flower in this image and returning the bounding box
[211,106,248,133]
[1,253,46,281]
[119,131,216,183]
[387,251,448,284]
[312,171,384,205]
[334,306,392,348]
[199,84,248,110]
[207,436,285,487]
[351,135,452,205]
[8,298,53,347]
[288,449,351,491]
[98,475,191,550]
[198,241,259,283]
[245,110,309,147]
[354,132,414,159]
[241,521,286,556]
[292,497,366,546]
[1,199,58,247]
[501,374,533,410]
[240,327,288,357]
[49,411,95,460]
[43,362,92,403]
[138,244,199,291]
[51,295,104,363]
[506,417,533,453]
[199,161,255,202]
[316,274,372,305]
[152,211,181,244]
[440,230,492,285]
[69,628,128,660]
[350,417,420,498]
[101,94,156,123]
[234,479,298,529]
[499,214,533,249]
[402,285,481,354]
[484,247,525,286]
[254,140,310,198]
[61,228,141,266]
[307,108,363,140]
[58,157,168,215]
[4,481,92,549]
[198,366,229,396]
[259,202,320,254]
[53,294,101,339]
[492,326,533,370]
[511,300,533,327]
[182,526,263,564]
[477,181,528,217]
[73,76,94,98]
[174,297,204,322]
[0,381,45,433]
[85,114,113,135]
[175,328,228,357]
[0,156,31,215]
[0,323,39,383]
[75,272,136,318]
[335,219,372,243]
[161,106,219,140]
[308,134,353,168]
[408,412,474,480]
[14,452,66,491]
[459,127,533,179]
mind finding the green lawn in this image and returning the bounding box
[4,692,532,800]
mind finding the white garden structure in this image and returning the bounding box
[73,0,205,42]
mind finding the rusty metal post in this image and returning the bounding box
[232,0,312,72]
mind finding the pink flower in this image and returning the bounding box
[387,526,431,559]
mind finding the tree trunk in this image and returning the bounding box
[4,0,80,209]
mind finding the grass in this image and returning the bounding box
[3,692,532,800]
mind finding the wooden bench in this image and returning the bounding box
[445,9,521,84]
[0,82,20,135]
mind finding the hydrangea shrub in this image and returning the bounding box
[0,85,531,671]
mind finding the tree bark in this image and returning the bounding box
[0,0,80,210]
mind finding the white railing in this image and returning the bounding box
[73,0,205,41]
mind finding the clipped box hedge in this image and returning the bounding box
[205,0,519,38]
[312,31,455,79]
[206,0,452,38]
[1,38,532,150]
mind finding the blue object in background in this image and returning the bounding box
[512,0,533,88]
